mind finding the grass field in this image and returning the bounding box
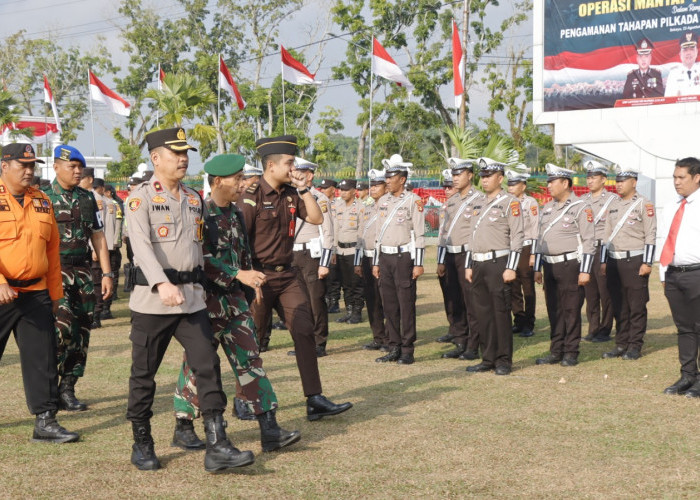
[1,256,698,499]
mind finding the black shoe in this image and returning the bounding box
[436,333,455,343]
[32,411,79,444]
[602,347,625,359]
[91,317,101,329]
[101,310,114,320]
[203,413,255,472]
[272,320,287,330]
[494,365,511,376]
[328,301,340,313]
[347,307,362,324]
[287,350,296,356]
[233,397,256,421]
[260,345,269,353]
[458,350,479,361]
[397,354,414,365]
[442,343,466,359]
[685,382,700,399]
[257,410,301,452]
[592,334,612,343]
[561,355,578,367]
[536,354,563,365]
[363,341,383,350]
[379,345,391,352]
[336,309,352,323]
[172,418,205,450]
[622,349,641,360]
[664,376,697,395]
[375,348,400,363]
[512,324,523,334]
[519,329,534,338]
[131,421,160,470]
[466,362,494,373]
[583,333,596,342]
[306,394,353,421]
[58,375,88,412]
[316,346,327,358]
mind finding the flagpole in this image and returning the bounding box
[156,63,160,128]
[88,68,96,163]
[369,36,374,173]
[281,56,287,135]
[217,55,221,142]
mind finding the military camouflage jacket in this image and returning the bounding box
[43,180,103,257]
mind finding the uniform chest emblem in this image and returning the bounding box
[187,196,200,207]
[152,195,167,204]
[0,199,10,211]
[585,208,593,223]
[531,206,538,216]
[0,185,5,194]
[157,226,169,237]
[287,196,293,203]
[510,202,520,217]
[129,198,141,211]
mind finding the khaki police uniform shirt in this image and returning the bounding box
[295,187,333,251]
[582,190,619,242]
[125,176,206,315]
[665,63,700,97]
[516,193,539,243]
[604,193,656,251]
[333,197,361,256]
[357,199,381,252]
[537,192,595,256]
[438,186,486,249]
[103,197,120,249]
[375,189,425,250]
[469,190,524,253]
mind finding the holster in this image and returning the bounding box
[123,263,137,293]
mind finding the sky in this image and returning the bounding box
[0,0,532,174]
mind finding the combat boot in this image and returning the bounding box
[58,375,88,412]
[172,418,205,450]
[347,306,362,324]
[101,309,114,320]
[32,410,79,443]
[91,316,101,329]
[327,299,340,314]
[375,347,401,363]
[335,308,352,323]
[257,410,301,452]
[442,343,466,359]
[203,412,254,473]
[233,397,256,421]
[131,421,160,471]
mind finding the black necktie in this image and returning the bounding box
[688,70,692,79]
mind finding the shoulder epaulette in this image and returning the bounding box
[246,182,259,194]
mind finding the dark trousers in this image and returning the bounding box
[362,255,386,345]
[378,252,417,356]
[325,260,341,304]
[607,255,649,351]
[511,245,536,330]
[103,249,122,309]
[251,269,323,396]
[90,261,104,319]
[472,257,513,368]
[449,252,480,352]
[0,290,59,415]
[664,268,700,378]
[293,250,329,347]
[439,253,466,339]
[127,309,225,422]
[125,236,134,264]
[584,250,614,336]
[337,253,364,310]
[543,260,585,357]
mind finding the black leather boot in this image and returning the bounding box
[233,397,256,421]
[375,347,401,363]
[172,418,205,450]
[91,316,101,329]
[347,307,362,324]
[257,410,301,451]
[58,375,87,412]
[336,308,352,323]
[131,421,160,470]
[306,394,353,421]
[203,413,254,473]
[32,410,79,443]
[442,343,466,359]
[327,299,340,313]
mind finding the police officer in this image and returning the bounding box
[333,179,364,324]
[241,163,263,189]
[79,168,107,328]
[291,157,333,357]
[101,184,123,319]
[126,127,251,473]
[44,145,113,412]
[659,157,700,396]
[123,175,142,265]
[237,135,352,421]
[622,37,664,99]
[172,154,300,453]
[357,181,370,204]
[436,169,460,345]
[506,166,538,338]
[319,179,340,313]
[354,169,388,351]
[534,164,595,367]
[373,154,425,365]
[464,159,524,375]
[581,160,618,343]
[436,158,485,360]
[665,32,700,97]
[0,143,78,443]
[600,165,656,360]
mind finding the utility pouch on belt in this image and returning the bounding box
[123,263,136,293]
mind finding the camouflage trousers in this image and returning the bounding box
[55,265,95,378]
[174,289,278,420]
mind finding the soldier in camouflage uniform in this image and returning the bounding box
[43,145,113,411]
[173,154,300,453]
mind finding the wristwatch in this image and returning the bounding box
[297,187,309,195]
[102,272,115,278]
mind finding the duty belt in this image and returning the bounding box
[338,241,356,249]
[363,249,375,258]
[60,255,90,267]
[5,277,41,287]
[594,239,603,247]
[380,244,410,255]
[293,243,312,252]
[667,263,700,274]
[446,244,466,253]
[543,251,578,264]
[133,266,204,286]
[522,239,534,246]
[472,249,509,262]
[253,261,291,272]
[608,250,643,260]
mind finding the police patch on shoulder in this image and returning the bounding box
[585,208,593,223]
[128,198,142,211]
[530,205,538,216]
[510,201,520,217]
[244,198,256,206]
[415,199,424,212]
[645,203,654,217]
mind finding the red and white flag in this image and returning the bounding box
[372,37,413,91]
[89,70,130,117]
[158,66,166,90]
[219,56,246,110]
[281,46,321,85]
[43,74,62,132]
[452,20,465,107]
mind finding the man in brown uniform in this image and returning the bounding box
[373,154,425,365]
[464,159,524,375]
[506,166,538,338]
[333,179,364,324]
[291,157,333,357]
[581,160,618,343]
[437,158,485,360]
[354,169,388,351]
[534,164,595,367]
[237,135,352,420]
[600,165,656,360]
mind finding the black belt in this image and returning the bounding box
[667,263,700,274]
[133,266,204,286]
[6,277,41,287]
[60,255,90,267]
[338,242,356,249]
[252,261,291,272]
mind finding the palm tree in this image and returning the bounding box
[0,90,32,142]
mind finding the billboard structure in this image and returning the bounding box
[544,0,700,111]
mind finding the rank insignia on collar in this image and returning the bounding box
[153,181,164,193]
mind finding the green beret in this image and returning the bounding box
[204,154,246,177]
